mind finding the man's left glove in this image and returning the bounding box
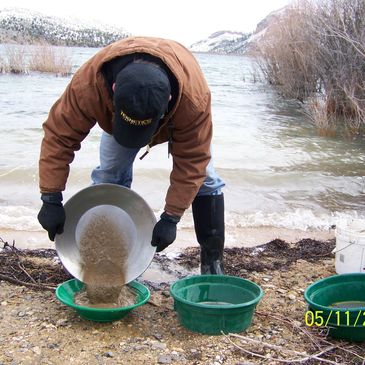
[151,212,180,252]
[37,192,66,241]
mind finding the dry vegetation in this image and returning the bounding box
[253,0,365,136]
[1,44,27,74]
[0,43,72,76]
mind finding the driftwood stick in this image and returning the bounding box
[0,273,55,291]
[147,300,161,307]
[0,237,17,250]
[18,262,38,284]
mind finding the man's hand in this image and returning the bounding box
[37,192,66,241]
[151,212,180,252]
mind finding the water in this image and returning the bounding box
[198,301,234,306]
[1,45,365,235]
[329,301,365,309]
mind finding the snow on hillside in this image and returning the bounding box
[189,6,289,55]
[189,30,251,54]
[0,7,130,47]
[0,7,127,34]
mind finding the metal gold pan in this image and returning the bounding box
[55,183,157,284]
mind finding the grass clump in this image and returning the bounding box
[0,42,73,76]
[0,44,27,74]
[27,43,72,76]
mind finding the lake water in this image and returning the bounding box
[1,45,365,236]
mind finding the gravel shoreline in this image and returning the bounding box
[1,237,364,364]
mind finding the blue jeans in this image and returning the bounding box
[91,132,225,196]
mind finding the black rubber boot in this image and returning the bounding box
[192,194,225,275]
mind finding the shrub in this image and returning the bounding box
[254,3,320,101]
[253,0,365,135]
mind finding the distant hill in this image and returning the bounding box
[244,6,288,55]
[189,7,288,55]
[0,6,287,53]
[0,8,130,47]
[189,31,251,54]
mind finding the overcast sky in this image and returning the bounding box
[1,0,292,46]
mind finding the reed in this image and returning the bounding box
[2,45,27,74]
[0,42,72,76]
[27,43,73,76]
[0,55,5,73]
[304,96,337,137]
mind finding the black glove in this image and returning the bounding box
[151,212,180,252]
[37,192,66,241]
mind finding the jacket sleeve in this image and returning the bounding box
[39,75,96,193]
[164,92,212,217]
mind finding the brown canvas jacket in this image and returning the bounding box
[39,36,213,217]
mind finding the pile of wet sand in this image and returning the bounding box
[76,213,135,308]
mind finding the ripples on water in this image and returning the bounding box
[0,45,365,232]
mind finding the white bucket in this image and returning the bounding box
[335,219,365,274]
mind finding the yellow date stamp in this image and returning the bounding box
[305,310,365,327]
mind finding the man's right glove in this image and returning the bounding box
[37,192,66,241]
